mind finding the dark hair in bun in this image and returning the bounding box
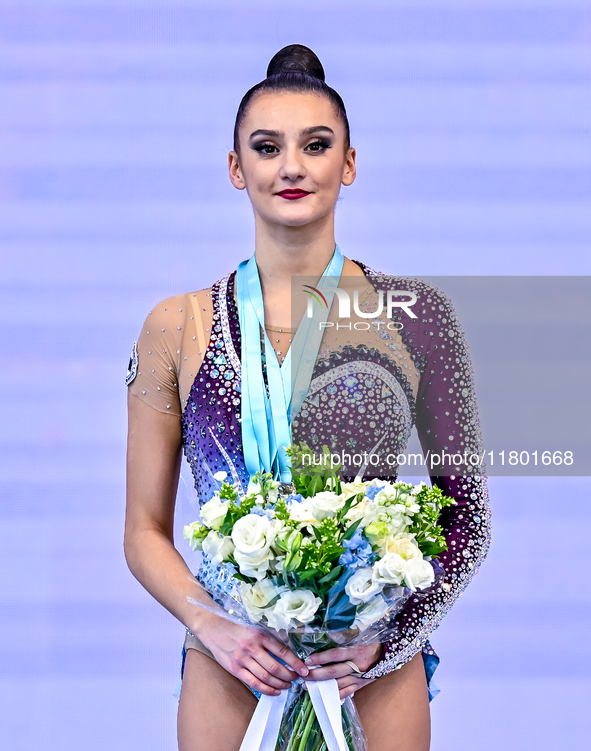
[233,44,350,152]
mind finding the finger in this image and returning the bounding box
[261,636,309,677]
[236,667,284,697]
[249,652,297,686]
[336,676,359,690]
[304,647,356,666]
[303,662,353,682]
[243,657,293,691]
[339,682,358,700]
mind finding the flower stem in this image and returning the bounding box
[296,703,317,751]
[285,693,312,751]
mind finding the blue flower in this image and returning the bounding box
[250,506,273,519]
[365,484,386,501]
[339,529,377,569]
[285,493,303,506]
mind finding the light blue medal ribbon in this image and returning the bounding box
[236,245,344,482]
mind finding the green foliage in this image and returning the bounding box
[296,518,346,598]
[407,483,457,556]
[219,494,256,536]
[288,442,342,498]
[273,498,297,526]
[218,480,238,501]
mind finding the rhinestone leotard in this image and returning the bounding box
[168,266,492,682]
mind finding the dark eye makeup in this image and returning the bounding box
[251,138,333,155]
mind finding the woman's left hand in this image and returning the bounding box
[302,643,383,700]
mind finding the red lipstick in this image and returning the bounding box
[277,189,310,200]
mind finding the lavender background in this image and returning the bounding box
[1,1,590,749]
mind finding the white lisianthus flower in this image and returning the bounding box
[307,491,346,521]
[353,594,390,632]
[213,470,227,482]
[340,481,369,497]
[200,496,230,530]
[403,558,435,591]
[202,530,235,566]
[287,498,317,525]
[372,552,407,585]
[255,494,265,506]
[345,567,384,605]
[231,515,276,580]
[266,589,321,631]
[240,580,286,621]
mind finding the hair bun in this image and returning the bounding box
[266,44,325,82]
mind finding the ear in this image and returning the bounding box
[228,151,246,190]
[341,147,356,187]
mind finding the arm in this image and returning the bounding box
[362,283,492,679]
[124,391,215,636]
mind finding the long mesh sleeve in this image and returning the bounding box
[362,279,492,679]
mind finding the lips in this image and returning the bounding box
[277,189,311,200]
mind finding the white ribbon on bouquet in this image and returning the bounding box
[239,675,348,751]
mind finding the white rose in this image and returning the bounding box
[213,470,227,482]
[200,496,230,530]
[353,594,390,632]
[403,558,435,591]
[372,553,407,585]
[384,535,422,561]
[202,531,235,566]
[345,567,384,605]
[241,580,286,621]
[307,491,346,521]
[231,515,276,580]
[266,589,321,631]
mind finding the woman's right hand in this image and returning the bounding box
[196,612,309,696]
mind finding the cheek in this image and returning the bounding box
[316,157,346,193]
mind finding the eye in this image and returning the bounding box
[253,142,279,155]
[306,139,332,153]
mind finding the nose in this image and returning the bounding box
[278,144,306,182]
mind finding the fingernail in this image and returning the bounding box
[299,667,309,676]
[304,656,312,664]
[274,690,281,696]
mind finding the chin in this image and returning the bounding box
[267,206,329,228]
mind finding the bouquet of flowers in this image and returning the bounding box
[183,446,455,751]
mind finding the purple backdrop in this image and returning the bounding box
[1,2,590,749]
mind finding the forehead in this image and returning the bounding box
[242,91,343,136]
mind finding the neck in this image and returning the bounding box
[253,213,336,289]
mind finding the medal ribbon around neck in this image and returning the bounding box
[236,245,345,482]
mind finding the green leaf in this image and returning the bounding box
[309,476,324,496]
[341,518,362,541]
[298,569,319,582]
[318,565,342,585]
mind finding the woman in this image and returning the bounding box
[124,45,491,751]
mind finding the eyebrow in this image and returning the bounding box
[248,125,335,140]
